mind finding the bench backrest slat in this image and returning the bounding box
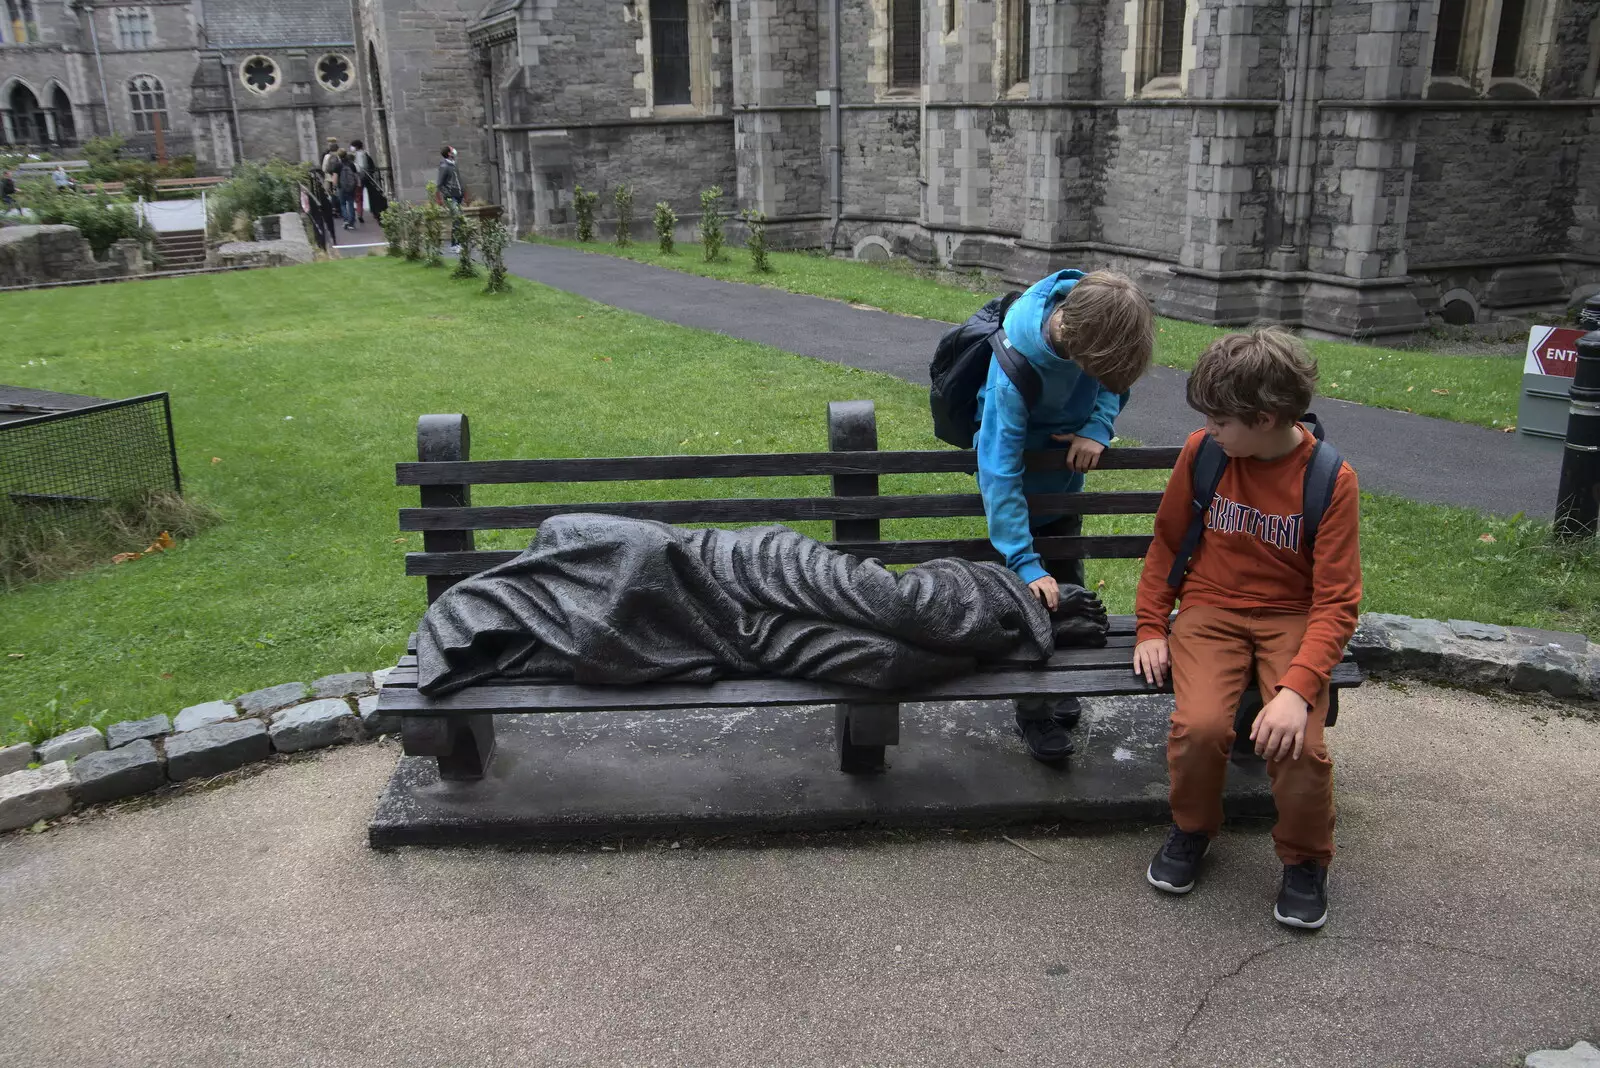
[396,446,1184,486]
[397,490,1166,532]
[399,408,1178,600]
[405,533,1154,576]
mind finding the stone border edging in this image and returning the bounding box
[0,669,400,833]
[1351,613,1598,703]
[2,612,1595,834]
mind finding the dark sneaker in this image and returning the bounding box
[1048,696,1083,729]
[1146,825,1210,894]
[1013,712,1074,762]
[1015,697,1082,730]
[1274,861,1329,929]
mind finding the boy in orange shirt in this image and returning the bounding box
[1132,328,1361,929]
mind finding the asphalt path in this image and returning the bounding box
[503,241,1565,518]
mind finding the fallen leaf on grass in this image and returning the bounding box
[1501,425,1516,433]
[211,456,222,464]
[7,652,23,659]
[1479,533,1497,543]
[112,531,175,564]
[392,537,407,544]
[1431,388,1451,395]
[1406,385,1415,392]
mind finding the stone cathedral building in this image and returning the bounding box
[1,0,363,169]
[353,0,1599,337]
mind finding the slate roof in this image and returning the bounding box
[204,0,354,48]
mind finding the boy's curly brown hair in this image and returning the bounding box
[1186,327,1318,424]
[1044,270,1155,394]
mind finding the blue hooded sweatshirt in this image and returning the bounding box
[975,270,1128,585]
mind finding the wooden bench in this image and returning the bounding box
[377,401,1363,781]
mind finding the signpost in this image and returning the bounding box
[1518,324,1586,439]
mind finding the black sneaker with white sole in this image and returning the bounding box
[1146,825,1210,894]
[1274,861,1329,929]
[1013,712,1074,762]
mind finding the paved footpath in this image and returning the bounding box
[504,242,1565,518]
[2,683,1596,1067]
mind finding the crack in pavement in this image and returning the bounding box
[1164,931,1593,1065]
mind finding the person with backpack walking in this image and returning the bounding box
[321,137,343,199]
[1133,327,1360,931]
[336,150,361,230]
[936,269,1153,763]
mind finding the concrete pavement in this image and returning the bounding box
[2,682,1596,1067]
[501,242,1565,518]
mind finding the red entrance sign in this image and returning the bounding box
[1524,326,1584,378]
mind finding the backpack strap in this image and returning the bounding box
[1300,436,1343,555]
[1165,435,1229,587]
[992,327,1043,412]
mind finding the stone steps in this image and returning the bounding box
[155,229,207,270]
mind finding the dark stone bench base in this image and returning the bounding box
[368,695,1273,848]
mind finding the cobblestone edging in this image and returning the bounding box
[2,613,1597,834]
[0,669,399,833]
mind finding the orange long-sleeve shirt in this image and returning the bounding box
[1135,427,1363,703]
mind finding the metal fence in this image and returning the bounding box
[0,393,181,537]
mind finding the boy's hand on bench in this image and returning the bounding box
[1133,638,1169,687]
[1028,576,1060,611]
[1051,433,1105,473]
[1250,689,1310,761]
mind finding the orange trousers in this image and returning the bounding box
[1167,605,1335,865]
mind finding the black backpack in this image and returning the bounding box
[929,291,1043,448]
[1165,414,1344,587]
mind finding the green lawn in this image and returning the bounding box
[532,237,1525,430]
[0,258,1593,744]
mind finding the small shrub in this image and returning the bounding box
[480,217,512,294]
[741,208,770,272]
[381,204,404,256]
[206,159,301,239]
[654,200,677,254]
[403,203,424,261]
[574,185,599,242]
[614,184,634,247]
[421,184,445,267]
[699,185,724,262]
[452,215,480,279]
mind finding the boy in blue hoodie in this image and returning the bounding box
[975,269,1155,761]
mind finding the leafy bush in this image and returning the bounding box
[653,201,677,254]
[403,203,423,261]
[380,204,405,257]
[452,215,480,279]
[421,184,445,267]
[740,208,770,272]
[480,217,512,294]
[574,185,599,242]
[18,180,154,259]
[699,186,724,262]
[614,184,634,247]
[207,160,301,239]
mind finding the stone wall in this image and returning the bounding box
[1097,108,1187,259]
[357,0,488,202]
[1407,110,1583,267]
[0,226,150,288]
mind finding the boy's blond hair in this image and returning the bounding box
[1045,270,1155,394]
[1186,327,1317,424]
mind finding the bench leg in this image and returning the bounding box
[835,702,898,774]
[401,714,497,781]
